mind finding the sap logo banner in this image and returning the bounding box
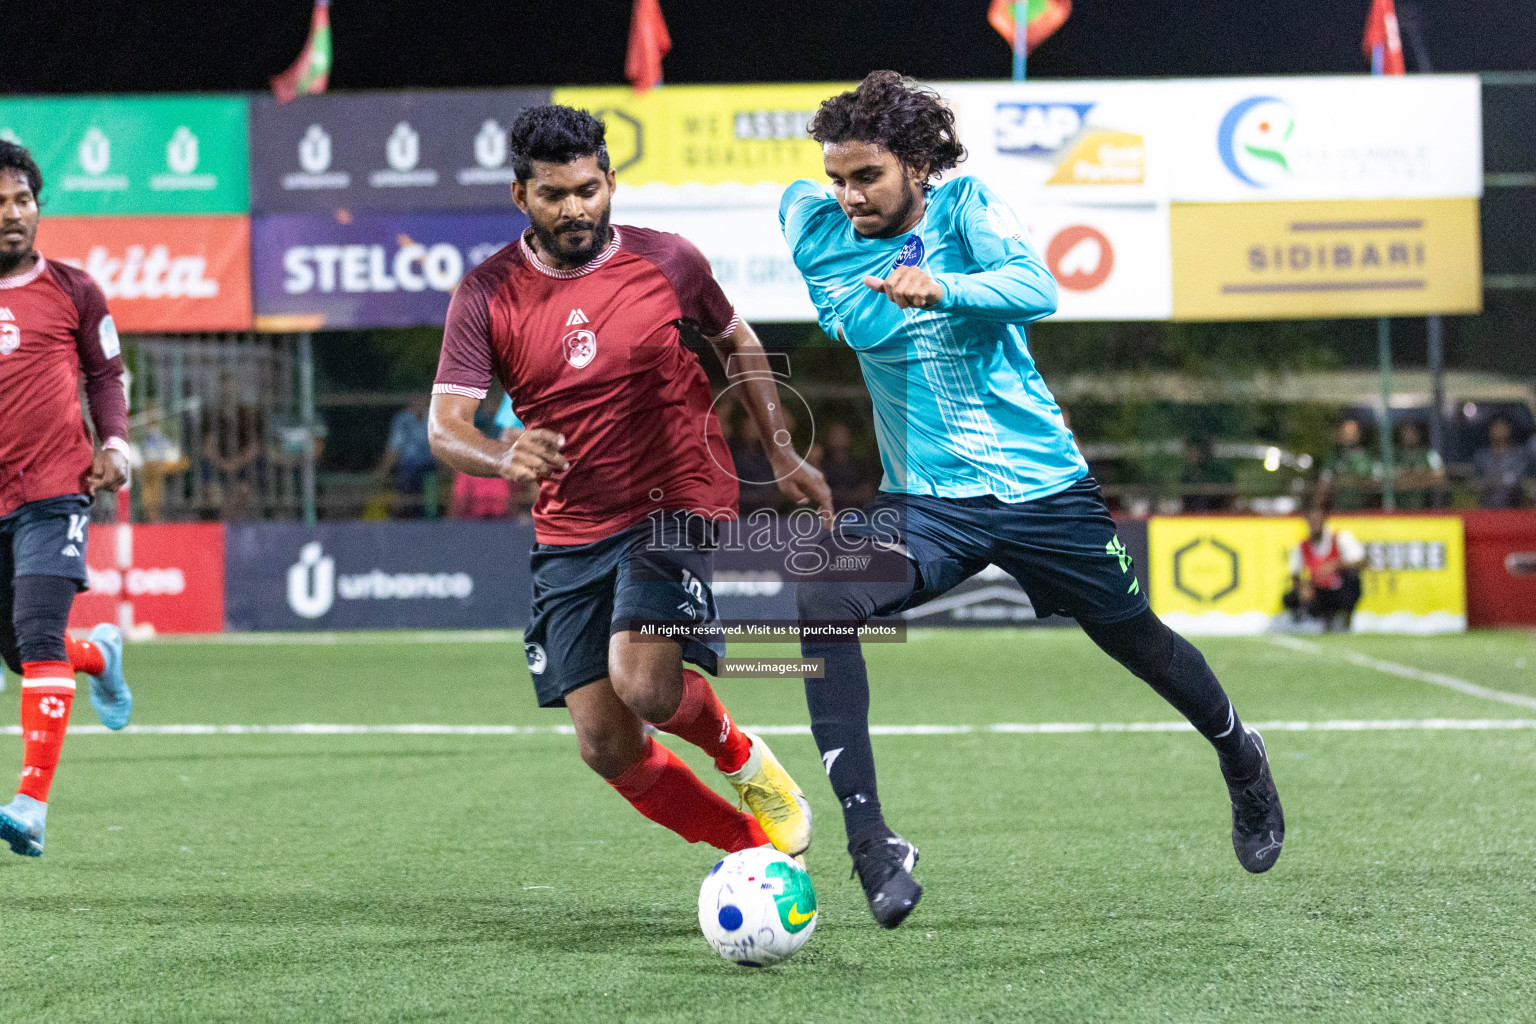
[252,211,528,330]
[226,522,535,631]
[995,103,1093,156]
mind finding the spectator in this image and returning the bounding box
[202,375,266,521]
[1473,416,1528,509]
[134,404,190,523]
[817,421,874,511]
[380,396,437,518]
[1392,420,1444,511]
[1319,417,1379,511]
[1283,503,1366,632]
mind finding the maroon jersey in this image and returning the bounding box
[0,257,129,518]
[435,227,740,544]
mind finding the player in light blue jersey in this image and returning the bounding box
[785,73,1283,928]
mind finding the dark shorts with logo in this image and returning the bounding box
[523,513,726,708]
[1,495,92,589]
[838,477,1148,625]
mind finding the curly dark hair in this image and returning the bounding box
[808,71,965,186]
[0,139,42,199]
[508,105,610,182]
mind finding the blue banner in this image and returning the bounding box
[251,210,527,329]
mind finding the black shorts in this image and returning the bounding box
[0,495,92,589]
[522,513,726,708]
[836,478,1148,625]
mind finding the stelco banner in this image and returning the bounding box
[70,524,226,635]
[1148,515,1466,635]
[0,96,248,215]
[36,216,253,331]
[249,89,549,214]
[224,522,534,631]
[251,210,527,330]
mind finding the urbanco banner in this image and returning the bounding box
[249,89,550,214]
[36,216,253,331]
[0,95,248,215]
[251,210,527,330]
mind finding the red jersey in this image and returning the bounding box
[0,256,129,518]
[1290,525,1365,591]
[434,226,740,544]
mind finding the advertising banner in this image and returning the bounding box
[249,89,550,214]
[0,96,248,215]
[1025,203,1171,320]
[251,211,527,330]
[1170,198,1481,319]
[224,522,534,631]
[1461,511,1536,628]
[70,524,226,635]
[551,84,853,190]
[1148,514,1466,635]
[1167,75,1482,203]
[937,81,1167,205]
[36,216,253,331]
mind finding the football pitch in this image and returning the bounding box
[2,629,1534,1023]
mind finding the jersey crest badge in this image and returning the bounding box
[565,308,589,326]
[0,323,18,356]
[563,328,597,368]
[893,233,925,269]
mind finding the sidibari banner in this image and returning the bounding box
[224,522,534,631]
[35,216,253,331]
[0,96,248,215]
[249,89,549,214]
[251,211,527,330]
[1148,514,1466,635]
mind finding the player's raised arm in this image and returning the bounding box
[707,319,833,528]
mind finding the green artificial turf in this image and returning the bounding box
[1,629,1533,1022]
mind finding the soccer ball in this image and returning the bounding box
[698,847,818,966]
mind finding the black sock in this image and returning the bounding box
[1081,609,1261,780]
[802,635,890,847]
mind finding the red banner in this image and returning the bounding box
[1462,510,1536,628]
[35,216,253,332]
[70,523,226,635]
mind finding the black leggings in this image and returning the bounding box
[0,575,77,673]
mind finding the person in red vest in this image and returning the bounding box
[0,140,134,857]
[1283,502,1366,632]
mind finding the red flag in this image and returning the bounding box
[988,0,1072,54]
[271,0,333,103]
[626,0,671,95]
[1362,0,1405,75]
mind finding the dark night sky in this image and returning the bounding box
[3,0,1533,95]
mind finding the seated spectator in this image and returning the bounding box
[1392,420,1444,511]
[380,396,437,518]
[202,376,266,521]
[1283,503,1366,632]
[1319,417,1379,511]
[134,404,190,523]
[1473,416,1528,509]
[817,421,874,511]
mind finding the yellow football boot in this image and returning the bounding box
[724,730,812,856]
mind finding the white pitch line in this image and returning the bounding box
[7,719,1536,737]
[1264,634,1536,711]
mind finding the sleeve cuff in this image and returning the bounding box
[706,313,741,343]
[102,436,131,458]
[432,383,489,400]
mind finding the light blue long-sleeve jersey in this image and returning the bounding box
[780,175,1087,503]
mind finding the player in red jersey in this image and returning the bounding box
[431,106,831,858]
[0,141,135,857]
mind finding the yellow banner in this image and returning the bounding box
[1148,515,1465,634]
[1170,198,1481,320]
[550,84,853,187]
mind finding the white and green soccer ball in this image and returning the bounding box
[698,846,818,966]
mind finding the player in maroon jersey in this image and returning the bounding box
[430,106,831,858]
[0,140,135,857]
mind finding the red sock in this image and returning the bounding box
[607,737,769,852]
[65,635,106,677]
[18,661,76,803]
[652,670,752,774]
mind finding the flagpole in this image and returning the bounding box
[1013,1,1027,81]
[1370,34,1396,510]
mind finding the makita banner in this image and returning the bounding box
[224,522,534,631]
[251,211,526,330]
[249,89,549,214]
[35,216,253,331]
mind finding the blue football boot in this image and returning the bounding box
[87,623,131,731]
[0,794,47,857]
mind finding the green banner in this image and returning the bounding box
[0,95,248,215]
